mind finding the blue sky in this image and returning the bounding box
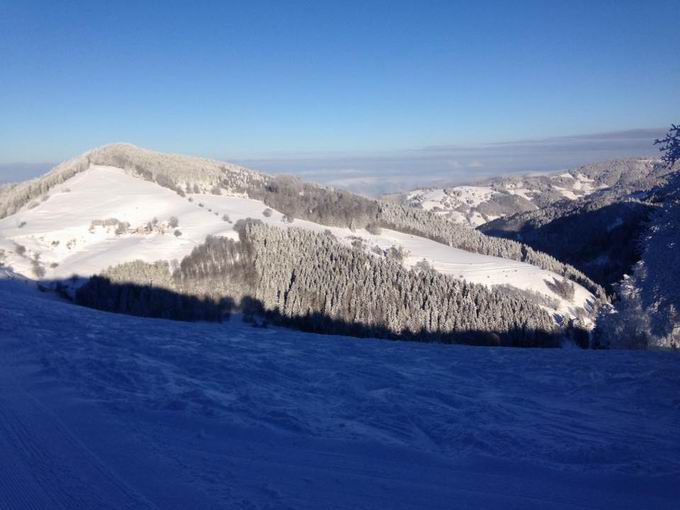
[0,0,678,187]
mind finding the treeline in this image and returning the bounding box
[77,221,586,347]
[0,152,91,218]
[253,175,380,229]
[94,144,265,196]
[0,143,264,218]
[77,260,234,321]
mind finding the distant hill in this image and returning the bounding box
[387,158,666,228]
[479,160,677,290]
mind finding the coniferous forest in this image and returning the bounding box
[77,220,586,347]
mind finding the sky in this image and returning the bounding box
[1,0,678,191]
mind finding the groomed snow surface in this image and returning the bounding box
[0,165,593,323]
[0,279,678,509]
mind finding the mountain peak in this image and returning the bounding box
[0,144,265,219]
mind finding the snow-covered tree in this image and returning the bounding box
[655,124,680,168]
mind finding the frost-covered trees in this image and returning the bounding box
[594,173,680,349]
[89,218,130,235]
[248,224,547,342]
[78,222,567,347]
[378,202,605,299]
[546,277,575,302]
[0,144,264,219]
[0,152,92,218]
[593,274,652,349]
[76,260,232,321]
[253,175,380,229]
[246,174,599,297]
[655,124,680,168]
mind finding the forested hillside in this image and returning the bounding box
[77,221,581,347]
[378,202,603,298]
[480,161,680,291]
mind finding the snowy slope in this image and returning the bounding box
[0,165,594,323]
[0,279,678,509]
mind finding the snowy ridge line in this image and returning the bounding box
[0,143,264,219]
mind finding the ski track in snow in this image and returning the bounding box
[1,280,679,509]
[0,362,154,510]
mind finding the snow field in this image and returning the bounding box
[0,280,678,509]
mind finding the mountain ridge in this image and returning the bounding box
[387,157,668,228]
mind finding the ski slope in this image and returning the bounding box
[0,165,594,323]
[0,277,678,509]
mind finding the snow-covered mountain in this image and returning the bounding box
[389,158,666,228]
[0,146,677,509]
[0,144,600,342]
